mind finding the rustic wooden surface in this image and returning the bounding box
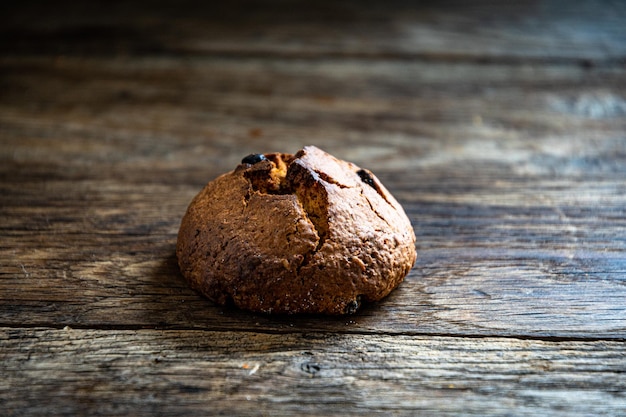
[1,1,625,416]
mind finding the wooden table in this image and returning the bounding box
[2,1,625,415]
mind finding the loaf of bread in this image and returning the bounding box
[176,146,416,314]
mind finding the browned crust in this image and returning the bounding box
[176,146,416,314]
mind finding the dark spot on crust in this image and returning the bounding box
[344,295,363,314]
[241,153,266,165]
[357,168,395,207]
[357,169,375,188]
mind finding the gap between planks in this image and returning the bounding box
[1,322,623,344]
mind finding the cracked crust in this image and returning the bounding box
[176,146,417,315]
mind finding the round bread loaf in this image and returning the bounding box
[176,146,416,314]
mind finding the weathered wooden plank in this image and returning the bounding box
[1,237,624,339]
[1,56,624,173]
[1,0,625,61]
[1,54,625,338]
[1,166,624,338]
[1,327,624,416]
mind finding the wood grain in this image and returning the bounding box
[1,1,625,415]
[1,56,625,338]
[2,327,625,417]
[2,0,625,62]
